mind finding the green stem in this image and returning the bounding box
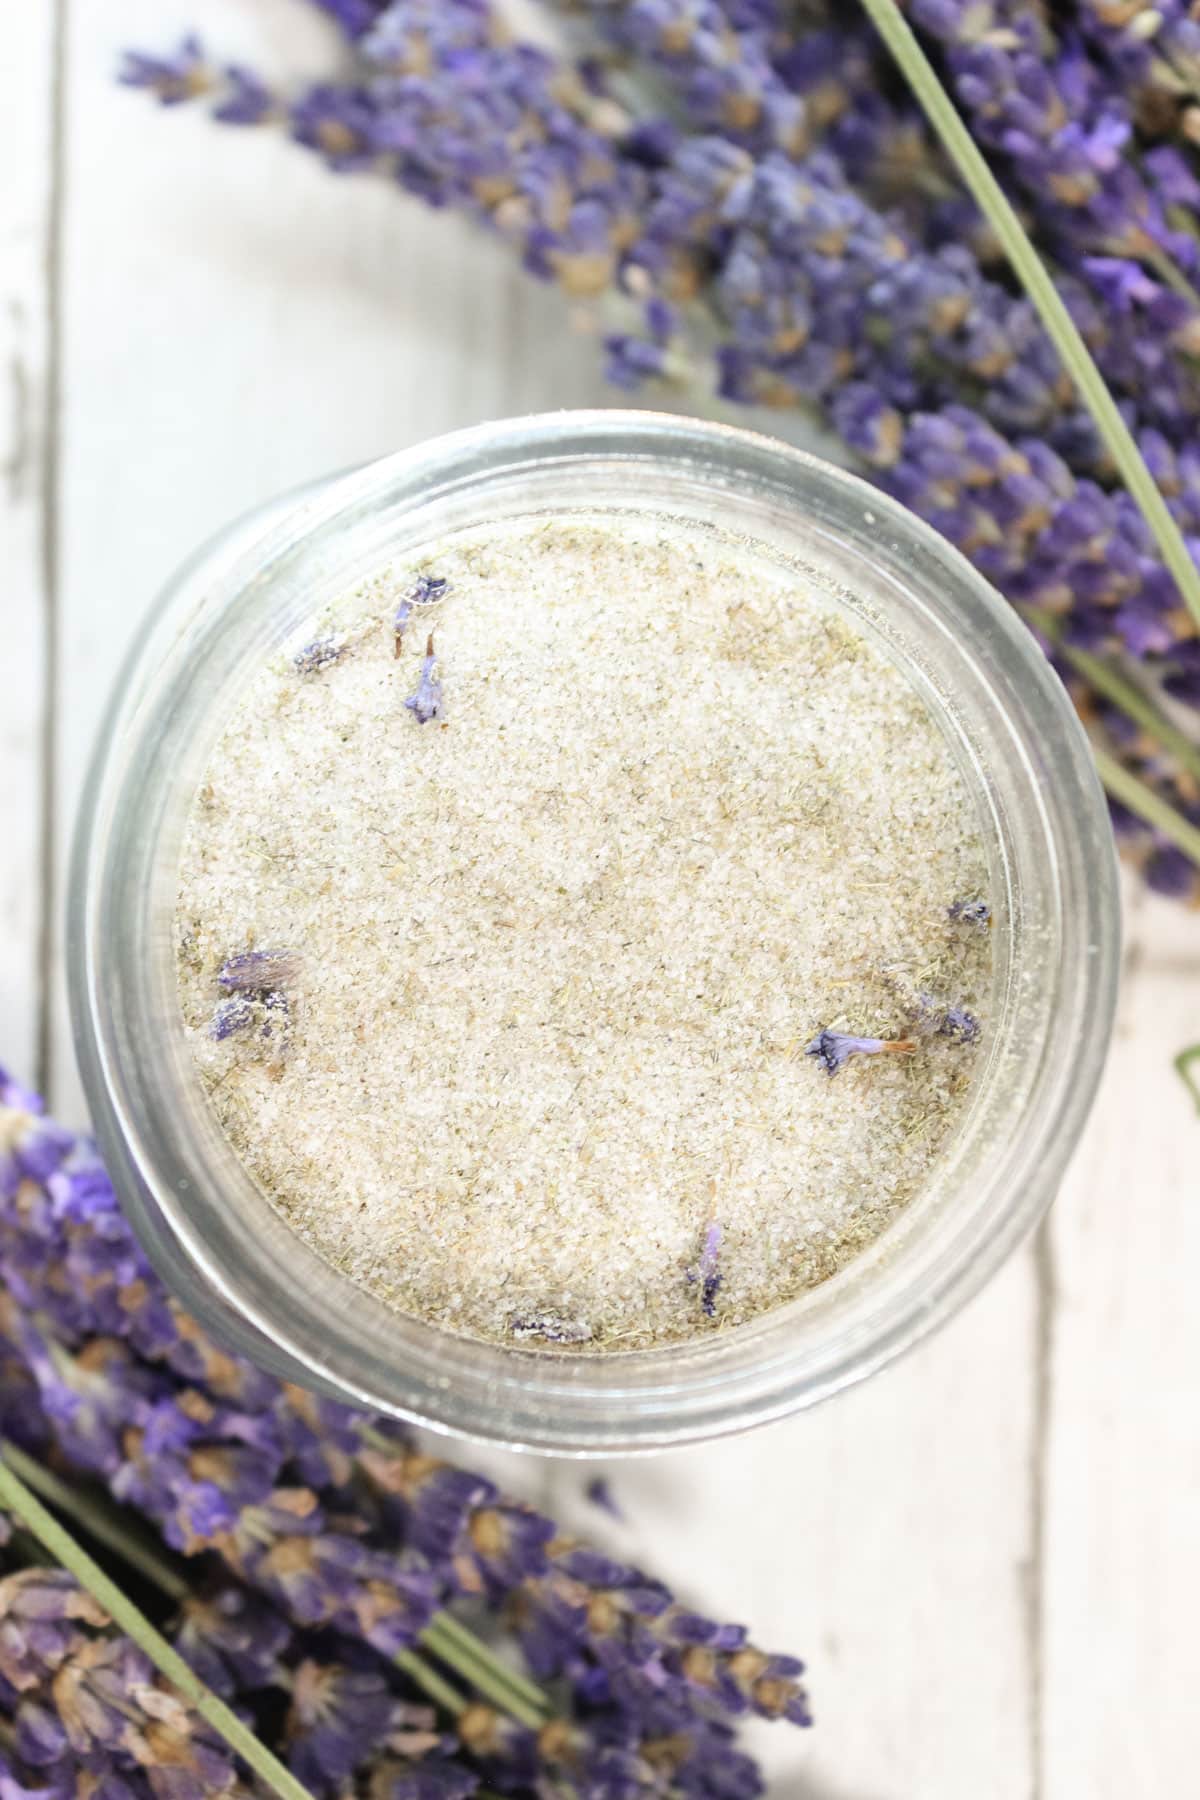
[0,1453,317,1800]
[395,1646,469,1715]
[857,0,1200,635]
[1141,239,1200,311]
[0,1443,190,1603]
[421,1614,549,1728]
[1175,1044,1200,1114]
[357,1427,551,1726]
[7,1424,552,1735]
[1090,743,1200,864]
[1025,610,1200,789]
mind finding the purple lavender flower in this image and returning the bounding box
[173,1585,291,1697]
[313,0,393,40]
[805,1030,917,1076]
[208,995,255,1041]
[0,1074,76,1193]
[285,1658,398,1788]
[688,1221,722,1318]
[213,65,274,126]
[293,633,346,675]
[404,634,444,724]
[216,948,298,994]
[118,35,210,105]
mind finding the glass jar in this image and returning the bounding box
[68,411,1119,1453]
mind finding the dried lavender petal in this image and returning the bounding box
[948,897,991,929]
[805,1029,917,1077]
[209,995,255,1041]
[585,1476,623,1520]
[404,634,444,724]
[216,948,298,993]
[688,1221,722,1318]
[410,574,450,605]
[293,634,346,676]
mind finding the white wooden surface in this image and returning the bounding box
[3,4,1198,1794]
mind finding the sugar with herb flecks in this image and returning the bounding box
[175,515,991,1350]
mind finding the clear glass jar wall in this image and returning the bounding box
[68,412,1119,1453]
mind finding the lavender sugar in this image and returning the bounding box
[175,515,991,1350]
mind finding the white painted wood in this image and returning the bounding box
[0,3,1195,1797]
[0,11,54,1083]
[1041,884,1200,1799]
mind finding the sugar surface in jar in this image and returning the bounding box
[175,515,992,1350]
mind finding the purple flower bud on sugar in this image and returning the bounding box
[805,1030,917,1076]
[405,634,444,724]
[688,1220,722,1317]
[293,634,345,676]
[217,948,298,993]
[209,995,255,1041]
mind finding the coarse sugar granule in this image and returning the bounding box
[175,514,992,1350]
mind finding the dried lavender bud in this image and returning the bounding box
[118,34,210,104]
[508,1311,593,1345]
[585,1476,623,1520]
[949,897,991,929]
[216,948,298,993]
[688,1220,722,1318]
[293,633,346,676]
[939,1005,980,1044]
[209,995,255,1041]
[805,1030,918,1077]
[404,634,444,724]
[393,574,450,655]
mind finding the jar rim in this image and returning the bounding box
[69,410,1120,1452]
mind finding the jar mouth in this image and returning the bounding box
[69,410,1119,1453]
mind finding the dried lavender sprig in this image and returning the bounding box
[805,1029,918,1075]
[0,1440,518,1792]
[1026,606,1200,789]
[1091,739,1200,865]
[0,1454,317,1800]
[0,1442,188,1603]
[908,0,1200,291]
[1064,2,1200,146]
[859,0,1200,632]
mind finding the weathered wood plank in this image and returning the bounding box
[0,10,56,1086]
[1041,885,1200,1799]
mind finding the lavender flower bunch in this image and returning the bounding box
[0,1067,809,1798]
[121,0,1200,901]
